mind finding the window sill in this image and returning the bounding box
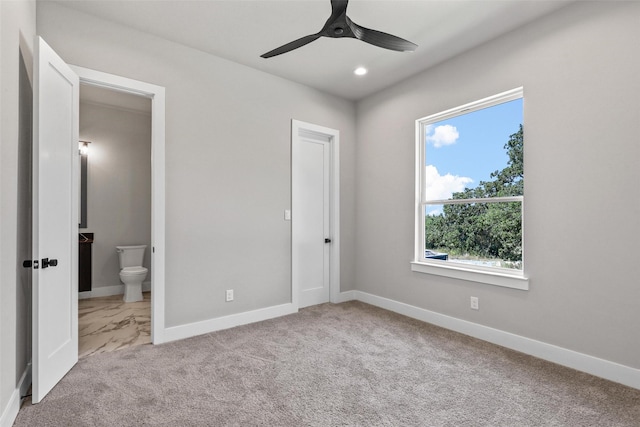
[410,261,529,290]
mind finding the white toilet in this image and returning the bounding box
[116,245,148,303]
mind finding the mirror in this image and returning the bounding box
[79,146,88,228]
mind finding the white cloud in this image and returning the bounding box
[425,165,472,201]
[426,124,459,148]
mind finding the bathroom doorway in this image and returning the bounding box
[73,66,166,347]
[77,83,152,357]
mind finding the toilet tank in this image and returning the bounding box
[116,245,147,268]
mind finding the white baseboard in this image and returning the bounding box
[162,293,357,344]
[352,290,640,390]
[0,362,31,427]
[79,281,151,299]
[333,290,356,303]
[163,303,298,343]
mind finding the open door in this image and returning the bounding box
[31,36,79,403]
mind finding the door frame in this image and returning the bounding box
[291,119,340,307]
[71,65,167,344]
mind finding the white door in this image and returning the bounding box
[32,36,79,403]
[292,121,337,308]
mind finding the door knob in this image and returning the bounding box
[325,238,332,243]
[41,258,58,269]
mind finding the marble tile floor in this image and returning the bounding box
[79,292,151,358]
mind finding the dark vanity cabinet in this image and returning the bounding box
[79,233,94,292]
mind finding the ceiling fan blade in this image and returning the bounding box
[261,33,322,58]
[330,0,349,18]
[347,20,417,52]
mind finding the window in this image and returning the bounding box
[412,88,528,290]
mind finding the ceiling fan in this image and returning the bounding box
[261,0,418,58]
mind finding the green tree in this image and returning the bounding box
[484,124,524,197]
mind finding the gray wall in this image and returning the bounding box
[0,0,35,416]
[79,100,152,290]
[37,2,358,328]
[355,1,640,369]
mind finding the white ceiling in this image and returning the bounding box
[63,0,572,101]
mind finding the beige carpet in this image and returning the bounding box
[15,301,640,426]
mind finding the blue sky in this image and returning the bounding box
[424,98,522,205]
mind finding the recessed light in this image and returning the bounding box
[354,67,368,76]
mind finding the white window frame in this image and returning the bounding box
[412,87,529,290]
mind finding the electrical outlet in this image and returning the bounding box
[226,289,234,302]
[470,296,479,310]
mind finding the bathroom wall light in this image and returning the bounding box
[79,140,91,155]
